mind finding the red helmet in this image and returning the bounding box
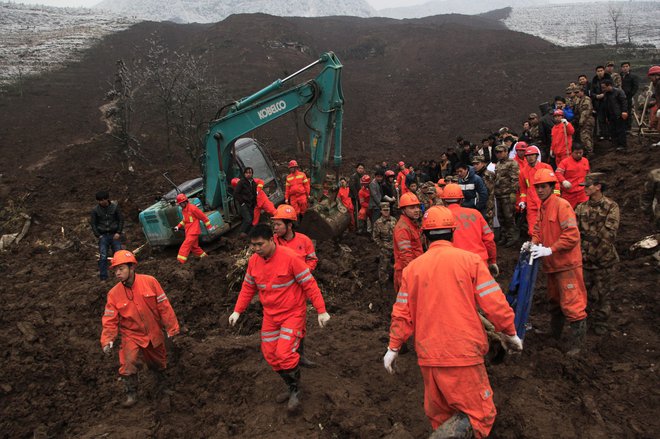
[553,109,564,117]
[398,161,405,167]
[110,250,138,268]
[422,206,456,231]
[525,145,541,156]
[515,141,528,151]
[254,178,264,188]
[534,168,558,184]
[272,204,297,221]
[384,170,395,177]
[176,193,188,204]
[361,175,371,185]
[440,183,464,200]
[437,178,446,186]
[230,178,240,188]
[648,65,660,76]
[288,160,298,168]
[399,192,420,208]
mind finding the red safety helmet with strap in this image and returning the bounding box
[398,192,420,208]
[110,250,138,268]
[254,178,265,188]
[515,141,529,151]
[176,193,188,204]
[361,175,371,185]
[230,178,240,188]
[288,160,299,168]
[272,204,298,221]
[440,183,464,200]
[648,65,660,76]
[525,145,541,156]
[553,109,564,117]
[422,206,456,230]
[534,168,558,184]
[385,170,395,177]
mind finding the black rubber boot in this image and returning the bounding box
[298,339,317,368]
[566,319,587,356]
[154,369,175,396]
[550,310,566,340]
[121,374,138,408]
[428,412,474,438]
[278,368,301,413]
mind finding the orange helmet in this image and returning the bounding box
[534,168,558,184]
[230,178,240,188]
[422,206,456,231]
[515,141,528,151]
[437,178,446,186]
[176,193,188,204]
[440,183,464,200]
[435,186,444,198]
[254,178,264,188]
[110,250,138,268]
[272,204,297,221]
[398,192,420,208]
[288,160,298,168]
[361,175,371,185]
[524,145,541,156]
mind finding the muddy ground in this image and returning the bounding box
[1,12,659,439]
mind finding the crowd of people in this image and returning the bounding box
[91,62,659,438]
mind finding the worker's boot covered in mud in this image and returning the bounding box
[428,412,473,439]
[121,374,138,408]
[297,339,317,368]
[154,369,175,396]
[566,319,587,356]
[278,368,301,413]
[550,310,566,339]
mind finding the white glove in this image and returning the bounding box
[562,180,572,189]
[518,201,526,210]
[561,118,568,124]
[102,341,114,355]
[520,241,532,252]
[228,311,241,326]
[656,109,660,118]
[173,226,180,232]
[383,348,399,374]
[550,150,555,157]
[530,244,552,259]
[488,263,499,277]
[502,334,523,352]
[318,312,331,328]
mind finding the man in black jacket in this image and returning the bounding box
[234,167,257,237]
[591,66,612,138]
[620,62,640,132]
[91,190,124,280]
[602,79,629,151]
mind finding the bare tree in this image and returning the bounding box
[105,59,142,159]
[608,3,623,46]
[588,19,600,45]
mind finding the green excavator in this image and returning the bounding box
[139,52,349,246]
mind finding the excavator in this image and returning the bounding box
[139,52,349,247]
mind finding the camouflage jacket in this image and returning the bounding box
[529,125,541,144]
[494,159,519,197]
[372,215,397,250]
[576,96,595,126]
[476,168,496,223]
[575,196,620,268]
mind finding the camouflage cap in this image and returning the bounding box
[528,113,538,119]
[445,175,457,183]
[494,144,507,153]
[421,181,437,194]
[380,201,391,210]
[606,60,615,66]
[579,172,606,186]
[471,155,486,163]
[498,127,510,134]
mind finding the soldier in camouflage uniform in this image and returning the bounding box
[417,182,438,212]
[372,202,397,286]
[606,61,622,88]
[493,145,520,246]
[528,113,542,146]
[472,155,496,228]
[575,86,595,155]
[575,173,620,335]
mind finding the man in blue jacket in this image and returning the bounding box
[455,163,488,220]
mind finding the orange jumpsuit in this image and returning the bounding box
[551,122,575,165]
[101,274,180,376]
[389,241,516,437]
[396,169,410,194]
[235,246,326,371]
[252,184,277,226]
[274,232,318,271]
[393,214,423,291]
[447,203,496,265]
[176,202,212,264]
[514,156,527,207]
[532,194,587,322]
[519,162,560,237]
[285,170,310,215]
[337,186,355,228]
[358,186,370,220]
[556,156,590,209]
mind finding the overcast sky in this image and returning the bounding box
[11,0,657,11]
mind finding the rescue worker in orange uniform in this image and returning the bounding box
[393,192,423,292]
[173,193,214,264]
[229,224,331,412]
[357,174,372,234]
[101,251,180,407]
[441,183,498,277]
[384,206,522,438]
[519,146,559,238]
[396,161,410,195]
[555,144,590,209]
[526,168,588,355]
[550,109,575,166]
[337,176,355,230]
[272,204,319,367]
[252,178,277,226]
[285,160,311,217]
[512,141,529,171]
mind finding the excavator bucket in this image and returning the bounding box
[299,189,350,240]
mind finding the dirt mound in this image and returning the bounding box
[0,13,659,439]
